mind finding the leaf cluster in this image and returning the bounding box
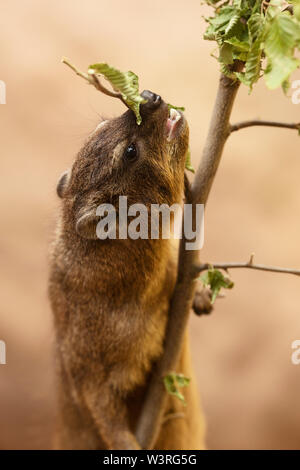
[164,372,191,405]
[200,268,234,303]
[204,0,300,91]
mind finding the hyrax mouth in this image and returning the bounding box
[166,108,182,141]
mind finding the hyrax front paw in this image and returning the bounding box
[192,284,213,316]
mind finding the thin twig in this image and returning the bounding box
[196,257,300,277]
[88,70,126,103]
[230,120,300,134]
[61,57,91,83]
[62,57,126,105]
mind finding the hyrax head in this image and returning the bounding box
[57,90,189,240]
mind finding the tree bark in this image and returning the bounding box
[136,67,243,449]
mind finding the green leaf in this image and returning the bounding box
[264,13,300,89]
[164,373,191,406]
[282,78,290,94]
[293,0,300,22]
[248,11,264,44]
[204,0,226,5]
[168,103,185,112]
[88,63,146,124]
[185,149,195,173]
[233,50,248,61]
[200,268,234,304]
[236,42,262,88]
[265,0,282,21]
[176,374,191,387]
[204,6,241,40]
[235,12,265,89]
[225,11,242,36]
[225,37,250,51]
[219,42,234,64]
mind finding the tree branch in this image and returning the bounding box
[196,255,300,277]
[62,57,126,105]
[135,62,244,449]
[230,120,300,134]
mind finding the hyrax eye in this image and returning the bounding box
[123,143,138,162]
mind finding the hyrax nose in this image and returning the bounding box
[141,90,161,111]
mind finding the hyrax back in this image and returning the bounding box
[49,91,206,449]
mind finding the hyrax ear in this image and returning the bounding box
[56,170,71,198]
[76,209,98,240]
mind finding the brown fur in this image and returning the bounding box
[48,95,206,449]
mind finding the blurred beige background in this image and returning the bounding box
[1,0,300,450]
